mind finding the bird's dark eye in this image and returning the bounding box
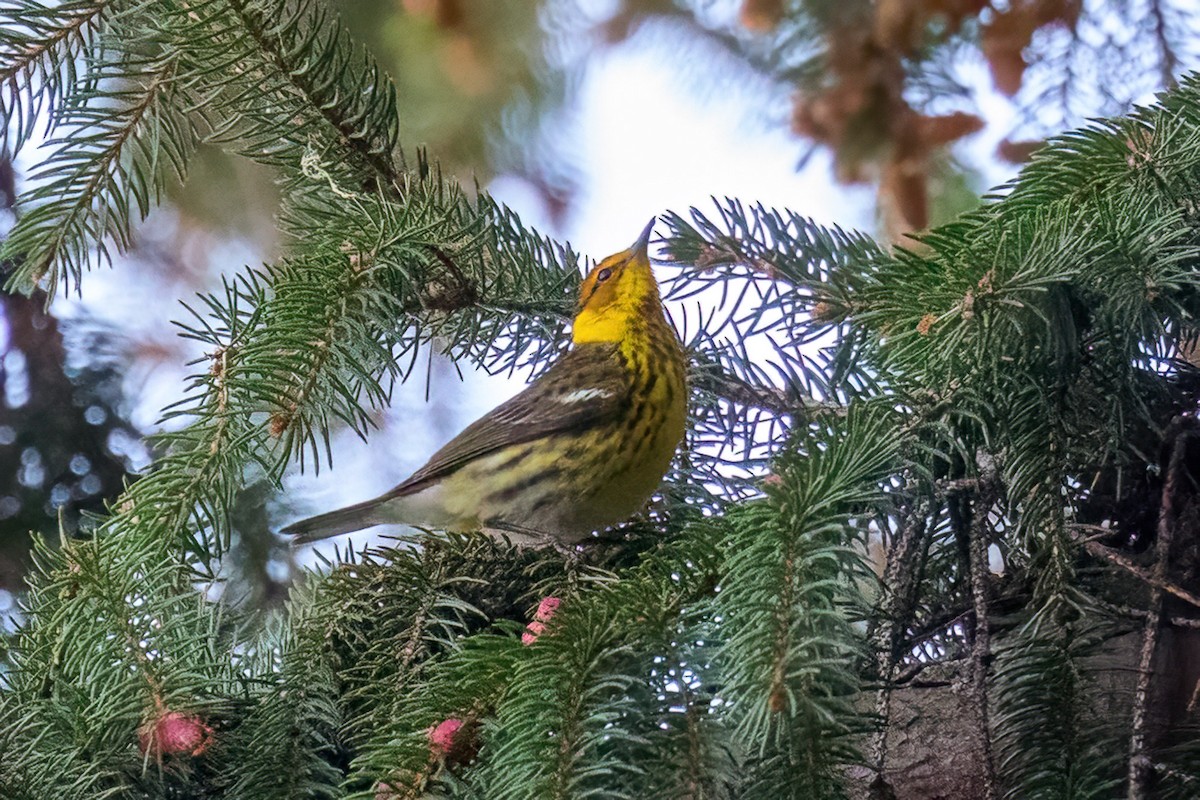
[596,267,613,283]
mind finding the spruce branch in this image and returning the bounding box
[313,535,561,795]
[867,500,932,789]
[0,0,119,151]
[219,0,400,191]
[992,618,1124,800]
[1127,428,1186,799]
[255,253,399,462]
[1095,600,1200,630]
[482,603,641,799]
[1074,532,1200,610]
[717,404,901,794]
[689,359,842,420]
[4,530,227,795]
[661,201,886,331]
[2,48,195,294]
[463,534,719,800]
[224,579,344,799]
[965,454,999,800]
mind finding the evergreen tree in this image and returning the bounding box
[1,1,1199,799]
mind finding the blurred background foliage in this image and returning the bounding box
[3,1,1200,796]
[1,0,1197,619]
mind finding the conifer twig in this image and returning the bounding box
[1127,433,1185,799]
[967,452,999,800]
[7,53,180,292]
[0,0,110,85]
[222,0,402,194]
[691,367,843,419]
[1091,596,1200,629]
[868,500,930,790]
[1074,535,1200,610]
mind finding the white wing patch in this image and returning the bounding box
[559,387,614,404]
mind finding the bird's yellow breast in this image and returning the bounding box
[581,331,686,519]
[433,328,686,542]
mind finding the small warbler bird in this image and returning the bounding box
[282,220,687,546]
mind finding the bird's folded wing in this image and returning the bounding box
[381,343,630,498]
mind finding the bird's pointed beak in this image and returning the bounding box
[631,217,657,261]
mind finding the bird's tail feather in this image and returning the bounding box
[281,497,388,544]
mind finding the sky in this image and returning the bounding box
[501,29,877,252]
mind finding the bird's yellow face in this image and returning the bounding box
[573,223,663,346]
[576,249,647,316]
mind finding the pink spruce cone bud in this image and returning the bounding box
[428,717,464,755]
[522,596,561,645]
[425,716,480,768]
[138,710,214,759]
[373,780,400,800]
[534,596,561,621]
[521,621,546,645]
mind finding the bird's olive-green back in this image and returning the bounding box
[380,342,630,500]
